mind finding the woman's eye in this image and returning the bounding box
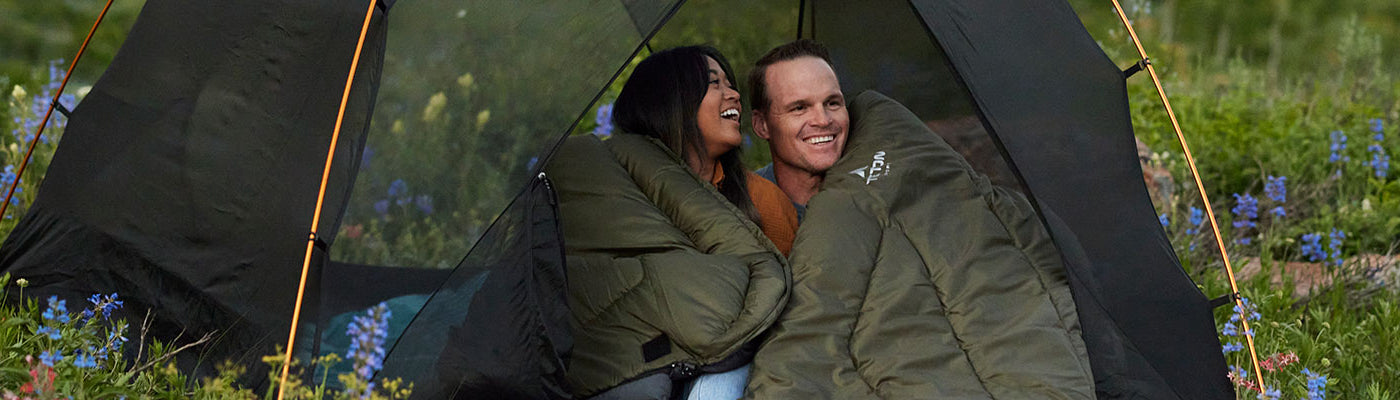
[708,79,721,86]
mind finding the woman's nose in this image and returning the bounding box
[724,86,739,100]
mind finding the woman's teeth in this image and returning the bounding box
[721,108,740,120]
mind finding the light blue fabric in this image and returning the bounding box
[685,364,751,400]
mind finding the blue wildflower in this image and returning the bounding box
[414,195,434,214]
[1229,364,1249,380]
[1264,176,1287,218]
[73,350,98,368]
[1264,176,1286,203]
[360,146,375,170]
[1158,213,1169,228]
[1231,193,1258,229]
[1301,233,1325,262]
[36,325,61,340]
[1,165,22,208]
[1304,368,1327,400]
[1373,152,1391,179]
[85,293,123,320]
[1329,130,1348,164]
[346,302,392,388]
[39,350,62,367]
[526,156,539,172]
[387,179,408,198]
[1258,385,1281,400]
[1222,321,1239,336]
[1369,138,1390,179]
[593,103,614,138]
[1328,228,1346,267]
[1186,207,1204,235]
[373,199,390,216]
[106,330,128,354]
[1221,341,1244,354]
[42,296,70,323]
[1241,298,1261,321]
[1371,118,1384,134]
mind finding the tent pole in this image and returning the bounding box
[275,0,378,398]
[0,0,115,220]
[1109,0,1267,393]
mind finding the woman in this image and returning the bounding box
[543,46,795,399]
[610,45,798,253]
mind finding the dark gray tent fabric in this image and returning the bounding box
[897,1,1232,398]
[0,0,388,367]
[0,0,1230,398]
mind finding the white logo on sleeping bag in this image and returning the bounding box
[849,151,889,185]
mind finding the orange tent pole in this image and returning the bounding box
[276,0,378,397]
[1108,0,1267,393]
[0,0,116,219]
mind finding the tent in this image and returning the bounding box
[0,0,1233,398]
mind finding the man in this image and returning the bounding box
[743,39,1094,398]
[750,39,849,220]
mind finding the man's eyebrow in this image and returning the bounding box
[782,99,811,109]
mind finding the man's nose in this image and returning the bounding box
[810,108,834,127]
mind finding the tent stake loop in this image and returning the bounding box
[1121,58,1150,79]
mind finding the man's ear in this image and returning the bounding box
[752,110,771,140]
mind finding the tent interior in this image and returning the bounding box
[0,0,1232,398]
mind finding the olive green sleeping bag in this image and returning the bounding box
[746,91,1094,399]
[545,133,790,398]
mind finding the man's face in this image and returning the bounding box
[753,56,849,176]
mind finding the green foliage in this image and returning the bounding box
[0,273,411,398]
[0,0,144,88]
[2,0,1399,398]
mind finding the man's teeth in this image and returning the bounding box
[721,109,739,119]
[805,135,834,144]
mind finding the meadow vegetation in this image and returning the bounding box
[0,0,1397,398]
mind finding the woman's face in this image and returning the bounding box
[696,56,743,161]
